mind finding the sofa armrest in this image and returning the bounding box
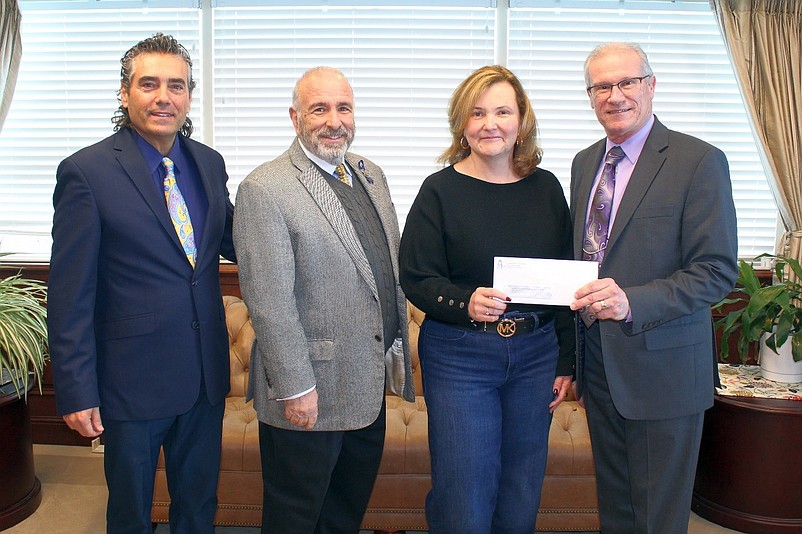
[225,295,255,398]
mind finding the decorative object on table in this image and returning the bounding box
[714,254,802,383]
[0,254,48,529]
[716,364,802,400]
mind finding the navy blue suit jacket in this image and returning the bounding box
[49,128,236,421]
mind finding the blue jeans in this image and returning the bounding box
[419,315,558,534]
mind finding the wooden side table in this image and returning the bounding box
[693,393,802,533]
[0,387,42,529]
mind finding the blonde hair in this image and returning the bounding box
[438,65,542,177]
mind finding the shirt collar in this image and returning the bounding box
[606,114,655,164]
[131,129,187,176]
[297,139,349,179]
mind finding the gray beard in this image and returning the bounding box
[298,127,355,166]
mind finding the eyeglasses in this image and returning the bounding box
[587,75,651,99]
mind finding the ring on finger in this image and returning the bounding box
[600,300,608,310]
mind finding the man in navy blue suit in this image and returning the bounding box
[48,33,236,534]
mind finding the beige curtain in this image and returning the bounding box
[710,0,802,264]
[0,0,22,132]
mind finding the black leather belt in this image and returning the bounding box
[467,311,554,338]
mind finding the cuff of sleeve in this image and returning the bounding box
[277,385,316,401]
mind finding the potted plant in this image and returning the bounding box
[0,266,48,398]
[0,257,47,529]
[714,253,802,382]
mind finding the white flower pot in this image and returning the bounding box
[759,334,802,383]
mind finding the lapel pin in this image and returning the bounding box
[358,160,374,184]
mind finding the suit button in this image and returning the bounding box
[191,280,198,286]
[192,321,200,330]
[448,299,454,306]
[437,296,444,303]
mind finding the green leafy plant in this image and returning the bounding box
[714,254,802,364]
[0,258,48,399]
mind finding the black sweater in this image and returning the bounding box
[399,165,575,375]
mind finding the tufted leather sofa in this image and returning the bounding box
[152,295,599,531]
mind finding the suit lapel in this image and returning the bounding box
[346,153,401,278]
[574,141,607,258]
[114,131,186,258]
[182,137,216,270]
[114,130,197,271]
[606,119,668,252]
[290,141,378,298]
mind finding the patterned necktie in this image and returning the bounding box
[580,145,625,326]
[162,157,197,268]
[334,163,350,186]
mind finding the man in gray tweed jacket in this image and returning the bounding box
[233,66,414,534]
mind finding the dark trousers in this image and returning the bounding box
[103,385,224,534]
[259,399,386,534]
[584,324,704,534]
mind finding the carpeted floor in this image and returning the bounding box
[5,444,744,534]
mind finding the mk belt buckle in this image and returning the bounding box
[496,318,517,338]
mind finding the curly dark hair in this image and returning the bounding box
[112,33,196,137]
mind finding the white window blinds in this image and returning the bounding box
[507,0,773,258]
[0,0,775,260]
[210,3,496,218]
[0,1,201,258]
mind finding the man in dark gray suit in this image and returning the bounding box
[233,66,414,534]
[569,42,738,533]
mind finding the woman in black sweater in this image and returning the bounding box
[399,65,575,534]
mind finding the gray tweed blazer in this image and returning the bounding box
[234,139,414,431]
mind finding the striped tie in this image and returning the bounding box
[334,163,350,186]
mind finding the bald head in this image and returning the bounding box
[289,67,356,165]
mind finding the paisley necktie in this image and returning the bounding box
[162,157,197,268]
[580,146,625,326]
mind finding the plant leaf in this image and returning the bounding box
[0,273,49,399]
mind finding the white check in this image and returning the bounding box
[493,257,599,306]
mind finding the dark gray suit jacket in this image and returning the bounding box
[570,117,738,420]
